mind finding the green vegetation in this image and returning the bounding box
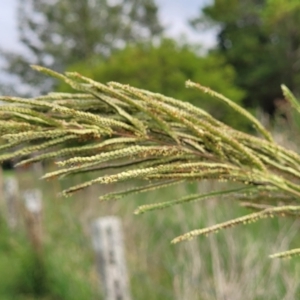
[0,225,97,299]
[0,174,299,299]
[0,174,98,300]
[192,0,300,114]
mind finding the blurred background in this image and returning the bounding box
[0,0,300,299]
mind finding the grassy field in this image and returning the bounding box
[0,168,299,300]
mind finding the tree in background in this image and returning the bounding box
[60,39,247,129]
[0,0,163,95]
[191,0,300,115]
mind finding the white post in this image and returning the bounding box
[23,189,43,254]
[3,176,19,230]
[91,216,131,300]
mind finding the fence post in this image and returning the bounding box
[23,189,43,254]
[3,176,20,230]
[91,216,131,300]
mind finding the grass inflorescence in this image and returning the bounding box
[0,66,300,258]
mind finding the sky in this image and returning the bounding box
[0,0,20,51]
[158,0,215,47]
[0,0,216,53]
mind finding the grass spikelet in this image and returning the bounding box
[99,180,182,201]
[0,135,78,162]
[134,186,255,214]
[56,145,173,167]
[270,248,300,259]
[171,205,300,244]
[2,130,67,143]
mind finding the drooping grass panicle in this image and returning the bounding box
[1,66,300,259]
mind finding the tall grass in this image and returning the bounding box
[0,166,299,299]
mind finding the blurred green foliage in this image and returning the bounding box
[0,175,299,300]
[0,179,98,300]
[0,227,97,300]
[192,0,300,114]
